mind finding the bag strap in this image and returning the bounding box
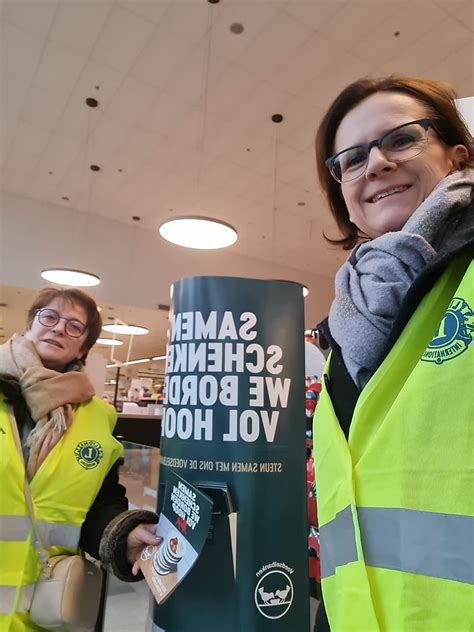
[8,407,52,575]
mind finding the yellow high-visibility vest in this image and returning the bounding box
[314,252,474,631]
[0,396,123,631]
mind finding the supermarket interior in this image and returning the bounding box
[1,1,473,631]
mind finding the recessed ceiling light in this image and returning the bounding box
[230,22,244,34]
[102,324,149,336]
[41,268,100,287]
[159,216,238,250]
[95,338,124,346]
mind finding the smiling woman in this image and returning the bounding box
[0,286,161,632]
[311,75,474,632]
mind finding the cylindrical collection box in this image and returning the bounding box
[153,276,309,631]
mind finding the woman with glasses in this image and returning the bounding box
[312,76,473,631]
[0,287,160,631]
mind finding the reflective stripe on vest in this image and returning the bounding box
[321,505,474,584]
[358,507,474,585]
[37,520,81,549]
[0,584,34,614]
[320,505,358,578]
[0,516,31,541]
[0,515,80,549]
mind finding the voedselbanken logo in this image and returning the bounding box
[255,564,294,620]
[75,440,103,469]
[422,297,474,365]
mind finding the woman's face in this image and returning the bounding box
[25,298,89,371]
[334,91,467,238]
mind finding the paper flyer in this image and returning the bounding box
[139,470,213,604]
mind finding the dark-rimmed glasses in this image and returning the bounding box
[326,119,434,183]
[36,308,88,338]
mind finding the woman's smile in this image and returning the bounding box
[367,184,412,204]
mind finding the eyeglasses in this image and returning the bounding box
[36,308,88,338]
[326,118,434,183]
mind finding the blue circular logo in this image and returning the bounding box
[75,440,103,469]
[422,297,473,364]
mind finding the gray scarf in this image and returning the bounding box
[328,168,474,389]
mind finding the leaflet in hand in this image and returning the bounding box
[138,470,213,604]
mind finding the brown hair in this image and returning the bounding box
[315,75,474,249]
[26,287,102,361]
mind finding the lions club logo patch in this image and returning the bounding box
[75,440,103,470]
[422,296,474,365]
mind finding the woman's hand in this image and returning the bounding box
[126,522,162,576]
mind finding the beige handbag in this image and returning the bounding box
[29,554,102,631]
[10,409,103,631]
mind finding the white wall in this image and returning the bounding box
[456,97,474,135]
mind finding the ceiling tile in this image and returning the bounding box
[160,1,211,40]
[300,52,369,110]
[3,122,50,175]
[1,72,31,132]
[268,32,338,97]
[320,0,405,50]
[227,137,275,179]
[102,76,160,126]
[1,170,29,196]
[423,40,474,90]
[381,15,472,75]
[117,0,171,25]
[455,73,474,99]
[206,64,261,119]
[1,23,47,89]
[136,92,197,139]
[282,0,348,29]
[348,2,427,65]
[91,4,156,73]
[235,13,315,80]
[31,133,83,186]
[434,0,474,30]
[274,142,305,185]
[164,42,212,107]
[21,84,73,136]
[48,0,114,55]
[2,0,58,39]
[209,0,282,67]
[54,61,125,141]
[129,25,195,89]
[31,40,87,96]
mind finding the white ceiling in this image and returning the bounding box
[1,0,473,364]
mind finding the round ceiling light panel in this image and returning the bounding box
[159,216,238,250]
[95,338,124,346]
[102,324,149,336]
[41,268,100,287]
